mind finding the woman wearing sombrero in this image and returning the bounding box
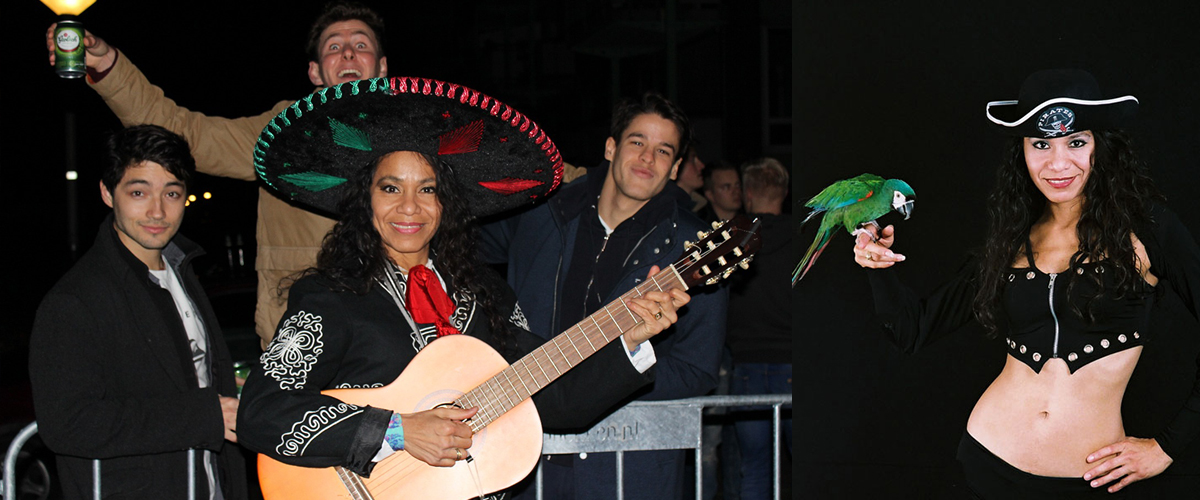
[856,69,1200,498]
[236,77,690,499]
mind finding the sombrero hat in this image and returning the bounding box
[985,69,1138,138]
[254,77,563,217]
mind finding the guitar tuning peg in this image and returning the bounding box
[722,268,734,279]
[737,260,750,270]
[705,276,721,286]
[696,230,710,240]
[684,240,694,250]
[711,220,721,229]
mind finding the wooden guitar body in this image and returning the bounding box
[258,334,543,500]
[256,216,763,500]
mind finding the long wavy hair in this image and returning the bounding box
[308,151,511,345]
[974,130,1163,336]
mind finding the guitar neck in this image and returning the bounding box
[456,265,686,432]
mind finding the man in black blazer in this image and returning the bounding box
[29,125,246,499]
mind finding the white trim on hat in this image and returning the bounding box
[985,95,1139,127]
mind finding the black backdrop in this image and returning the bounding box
[796,2,1200,497]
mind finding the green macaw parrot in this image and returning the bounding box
[793,173,916,286]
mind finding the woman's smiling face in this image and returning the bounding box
[1024,130,1094,207]
[370,151,442,270]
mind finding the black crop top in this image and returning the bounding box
[868,204,1200,459]
[1002,261,1154,373]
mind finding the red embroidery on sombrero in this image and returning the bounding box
[438,119,485,155]
[479,178,545,195]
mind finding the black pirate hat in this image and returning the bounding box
[254,77,563,217]
[985,69,1138,138]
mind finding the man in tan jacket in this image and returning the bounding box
[46,2,389,347]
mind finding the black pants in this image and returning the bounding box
[954,432,1137,499]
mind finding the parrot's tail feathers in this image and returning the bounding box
[801,208,825,228]
[792,230,834,286]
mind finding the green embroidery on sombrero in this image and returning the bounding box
[358,112,368,119]
[289,101,304,119]
[303,95,315,111]
[328,117,372,151]
[368,79,380,92]
[334,85,343,99]
[279,171,348,192]
[305,130,313,137]
[350,80,361,95]
[317,87,329,104]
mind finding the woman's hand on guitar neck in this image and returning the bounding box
[401,406,479,467]
[622,266,692,352]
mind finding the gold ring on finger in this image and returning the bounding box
[455,448,463,461]
[654,311,663,320]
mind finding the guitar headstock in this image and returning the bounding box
[674,215,763,288]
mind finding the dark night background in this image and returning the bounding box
[1,0,792,496]
[798,1,1200,498]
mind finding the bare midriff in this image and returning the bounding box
[966,346,1141,478]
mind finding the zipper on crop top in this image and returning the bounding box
[1048,272,1059,358]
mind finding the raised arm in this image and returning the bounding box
[46,25,292,181]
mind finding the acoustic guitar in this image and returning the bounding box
[258,216,763,500]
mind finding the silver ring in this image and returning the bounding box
[866,253,874,261]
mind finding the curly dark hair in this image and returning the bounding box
[310,151,511,345]
[974,130,1163,335]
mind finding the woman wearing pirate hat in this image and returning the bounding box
[236,77,690,499]
[856,69,1200,498]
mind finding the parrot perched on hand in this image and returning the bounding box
[793,173,916,286]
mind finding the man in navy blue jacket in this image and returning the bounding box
[482,93,727,500]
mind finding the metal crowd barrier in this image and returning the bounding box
[5,395,790,500]
[535,394,792,500]
[2,422,196,500]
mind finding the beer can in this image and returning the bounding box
[54,20,86,79]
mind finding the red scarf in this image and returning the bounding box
[406,265,460,337]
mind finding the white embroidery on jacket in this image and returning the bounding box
[509,303,530,331]
[261,311,325,389]
[276,403,362,456]
[332,382,384,389]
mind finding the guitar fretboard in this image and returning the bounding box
[456,265,686,432]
